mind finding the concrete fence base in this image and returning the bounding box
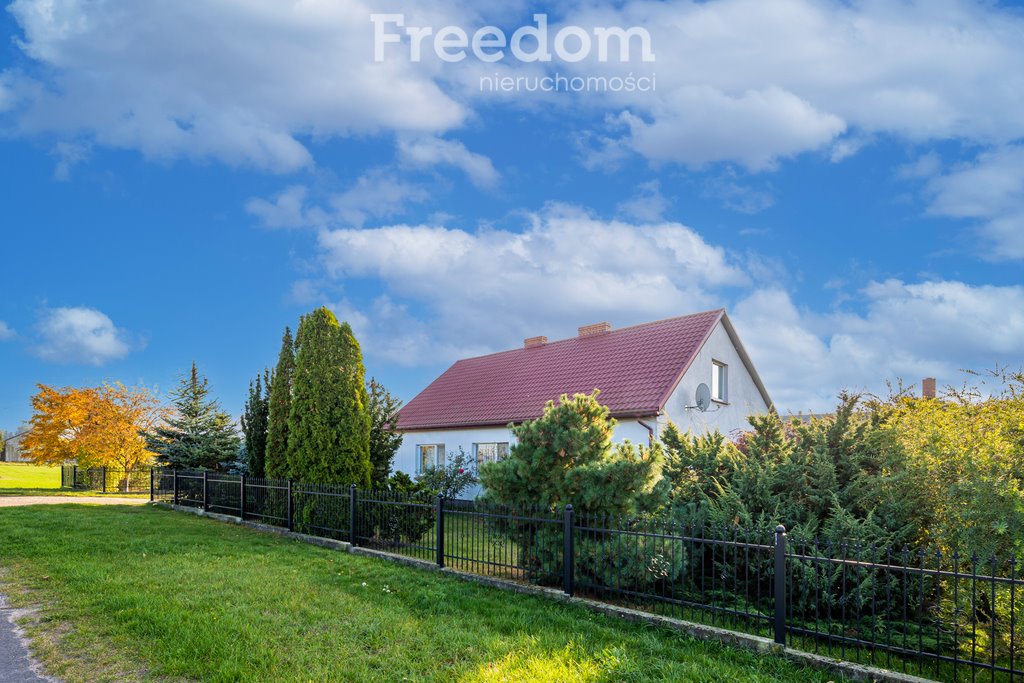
[153,502,935,683]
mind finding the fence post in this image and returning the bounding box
[173,469,178,505]
[436,494,445,568]
[563,504,575,597]
[72,464,77,490]
[149,468,154,502]
[239,475,246,520]
[774,524,787,646]
[286,479,293,532]
[349,484,357,546]
[101,466,107,493]
[203,470,209,512]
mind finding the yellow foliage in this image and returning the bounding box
[23,383,166,471]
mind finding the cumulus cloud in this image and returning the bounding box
[397,136,500,189]
[561,0,1024,169]
[733,280,1024,411]
[924,145,1024,260]
[33,306,136,365]
[317,203,747,364]
[7,0,1024,175]
[0,321,14,340]
[4,0,471,171]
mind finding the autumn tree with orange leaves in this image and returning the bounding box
[23,383,165,473]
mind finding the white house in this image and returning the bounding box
[394,309,772,495]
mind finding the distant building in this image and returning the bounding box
[2,427,30,463]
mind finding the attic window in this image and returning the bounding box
[712,360,728,403]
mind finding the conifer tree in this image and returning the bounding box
[480,391,666,516]
[286,307,371,486]
[240,368,272,477]
[367,377,403,487]
[264,327,295,479]
[146,362,240,470]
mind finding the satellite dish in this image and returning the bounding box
[694,383,712,412]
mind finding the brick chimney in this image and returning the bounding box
[922,377,937,399]
[523,336,547,349]
[578,322,611,337]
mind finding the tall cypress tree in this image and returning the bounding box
[240,368,272,477]
[286,307,371,486]
[264,327,295,480]
[146,362,240,470]
[367,377,403,487]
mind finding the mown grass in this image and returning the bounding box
[0,504,844,683]
[0,462,61,489]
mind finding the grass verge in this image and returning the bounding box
[0,504,843,683]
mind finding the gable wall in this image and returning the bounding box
[659,320,770,438]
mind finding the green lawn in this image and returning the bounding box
[0,505,843,683]
[0,462,61,489]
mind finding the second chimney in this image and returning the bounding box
[524,336,547,349]
[578,322,612,337]
[922,377,937,399]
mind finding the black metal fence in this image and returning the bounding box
[152,468,1024,683]
[60,465,153,493]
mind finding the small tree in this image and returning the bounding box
[265,327,295,480]
[146,363,240,470]
[480,391,666,516]
[241,368,272,477]
[286,307,371,486]
[367,377,403,487]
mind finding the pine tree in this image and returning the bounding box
[286,307,371,486]
[146,362,240,470]
[479,391,665,516]
[240,368,272,477]
[367,377,403,487]
[264,327,295,480]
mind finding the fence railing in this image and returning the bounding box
[151,468,1024,683]
[60,465,154,494]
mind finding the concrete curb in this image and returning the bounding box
[152,501,937,683]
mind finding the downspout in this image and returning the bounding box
[636,418,655,445]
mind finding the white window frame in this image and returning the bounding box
[473,442,509,470]
[711,360,728,403]
[415,443,445,474]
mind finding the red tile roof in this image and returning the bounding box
[396,309,725,431]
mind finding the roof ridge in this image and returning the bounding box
[448,308,726,365]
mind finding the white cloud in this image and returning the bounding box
[246,172,430,230]
[560,0,1024,169]
[8,1,1024,175]
[924,145,1024,260]
[34,306,136,365]
[397,136,500,189]
[0,322,14,340]
[733,280,1024,411]
[317,203,747,364]
[5,0,471,171]
[615,180,670,222]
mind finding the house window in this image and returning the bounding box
[416,444,445,473]
[474,442,509,470]
[712,361,728,403]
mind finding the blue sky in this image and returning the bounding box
[2,0,1023,430]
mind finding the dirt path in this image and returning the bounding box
[0,595,61,683]
[0,496,146,507]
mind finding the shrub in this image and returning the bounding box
[416,447,478,499]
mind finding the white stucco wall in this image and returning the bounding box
[659,321,770,438]
[395,418,657,498]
